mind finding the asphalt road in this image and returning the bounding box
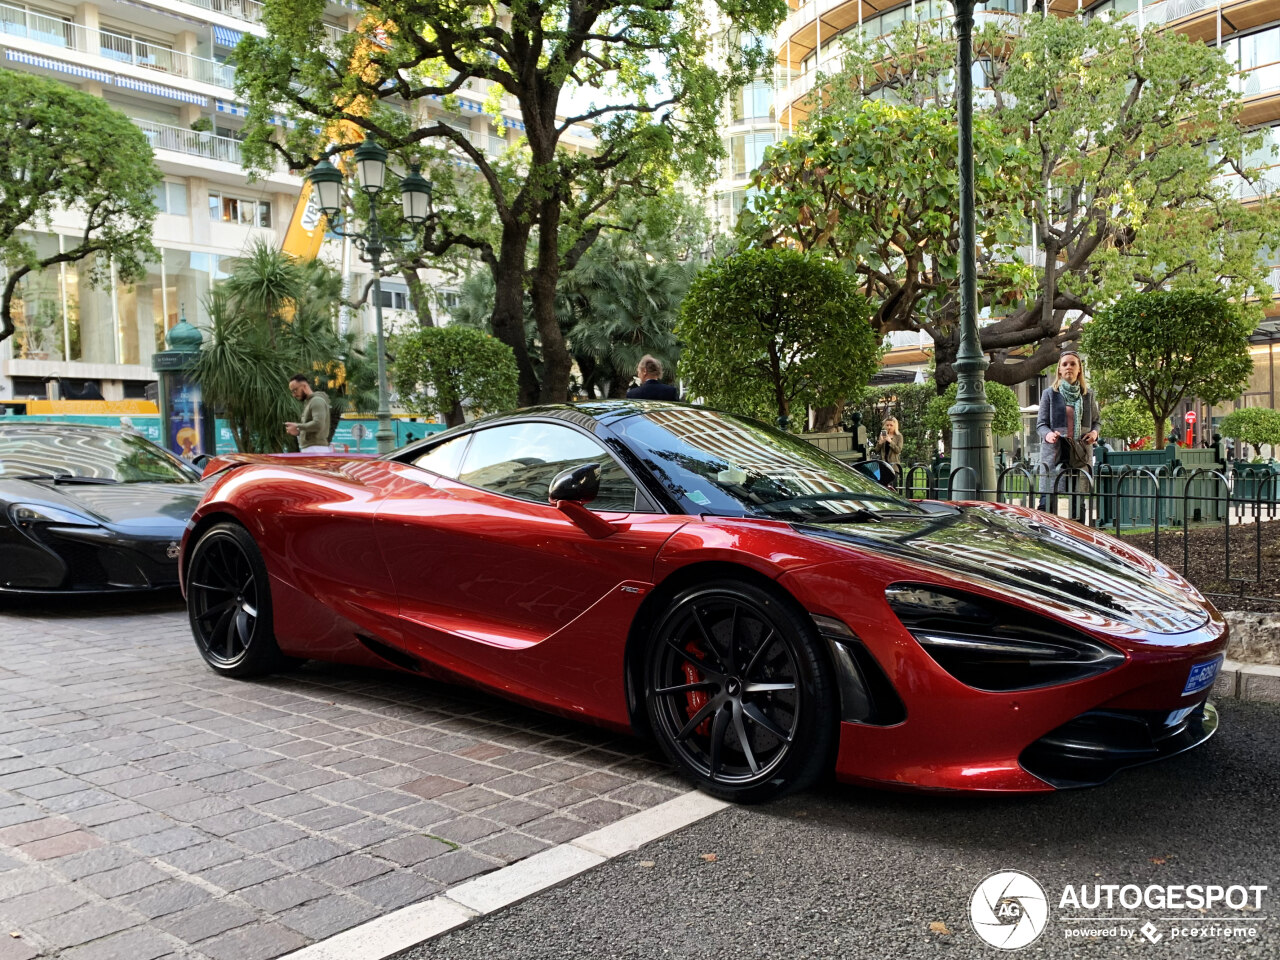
[400,699,1280,960]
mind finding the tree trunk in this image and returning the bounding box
[811,403,843,432]
[490,225,539,405]
[446,399,466,428]
[531,198,573,403]
[403,268,434,327]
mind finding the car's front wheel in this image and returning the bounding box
[186,522,284,678]
[644,579,837,803]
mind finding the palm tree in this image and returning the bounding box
[566,238,691,398]
[191,285,295,452]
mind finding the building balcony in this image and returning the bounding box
[0,3,235,89]
[177,0,265,26]
[132,117,243,164]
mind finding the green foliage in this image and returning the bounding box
[191,242,370,452]
[1100,397,1157,446]
[0,69,160,343]
[392,325,519,427]
[744,15,1280,390]
[1081,290,1255,449]
[924,381,1022,441]
[742,99,1031,339]
[846,382,937,465]
[1218,407,1280,456]
[233,0,787,403]
[677,249,880,427]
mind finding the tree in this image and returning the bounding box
[677,249,880,428]
[1100,397,1156,448]
[0,69,160,344]
[1218,407,1280,459]
[1081,291,1255,450]
[742,99,1032,345]
[742,15,1280,390]
[392,326,519,427]
[235,0,784,406]
[925,381,1022,447]
[191,242,371,451]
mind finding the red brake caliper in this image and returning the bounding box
[682,643,712,736]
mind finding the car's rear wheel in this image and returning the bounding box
[186,522,283,678]
[644,579,836,803]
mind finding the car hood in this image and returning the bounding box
[1,478,204,534]
[793,502,1209,635]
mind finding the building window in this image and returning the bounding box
[208,192,272,227]
[730,132,775,179]
[152,180,188,215]
[731,81,774,122]
[380,288,408,310]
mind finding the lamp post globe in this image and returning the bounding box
[400,164,433,225]
[354,138,388,195]
[306,159,344,220]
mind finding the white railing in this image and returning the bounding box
[0,3,235,87]
[178,0,264,25]
[132,118,243,164]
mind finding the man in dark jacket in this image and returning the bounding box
[626,355,678,401]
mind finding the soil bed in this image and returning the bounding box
[1118,520,1280,613]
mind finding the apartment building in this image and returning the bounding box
[0,0,571,402]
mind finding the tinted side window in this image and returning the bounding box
[411,435,469,478]
[457,423,639,511]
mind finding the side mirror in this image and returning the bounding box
[548,462,616,539]
[851,460,882,484]
[548,462,600,504]
[192,454,210,468]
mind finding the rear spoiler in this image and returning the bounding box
[198,451,377,480]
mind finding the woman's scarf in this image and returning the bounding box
[1058,379,1086,439]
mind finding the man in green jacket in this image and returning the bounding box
[285,374,331,452]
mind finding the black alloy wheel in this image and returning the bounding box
[645,580,836,803]
[186,522,283,678]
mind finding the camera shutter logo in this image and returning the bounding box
[970,870,1049,950]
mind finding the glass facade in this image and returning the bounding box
[7,232,247,367]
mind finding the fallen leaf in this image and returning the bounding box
[1150,857,1167,865]
[700,853,717,862]
[639,861,655,868]
[929,921,952,935]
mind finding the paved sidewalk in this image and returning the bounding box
[0,596,682,960]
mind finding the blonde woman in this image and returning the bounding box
[1036,350,1100,516]
[874,417,903,487]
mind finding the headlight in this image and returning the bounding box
[8,503,101,528]
[886,584,1124,692]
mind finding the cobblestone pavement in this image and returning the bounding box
[0,594,684,960]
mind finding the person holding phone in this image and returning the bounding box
[285,373,332,453]
[873,417,903,487]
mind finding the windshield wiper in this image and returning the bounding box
[17,473,119,485]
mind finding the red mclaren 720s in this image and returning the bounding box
[180,402,1226,802]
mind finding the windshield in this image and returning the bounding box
[0,429,201,484]
[614,408,922,520]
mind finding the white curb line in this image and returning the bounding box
[278,790,729,960]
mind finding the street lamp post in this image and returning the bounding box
[948,0,996,500]
[306,139,434,455]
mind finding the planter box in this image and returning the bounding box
[1094,446,1225,527]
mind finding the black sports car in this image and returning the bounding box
[0,423,205,594]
